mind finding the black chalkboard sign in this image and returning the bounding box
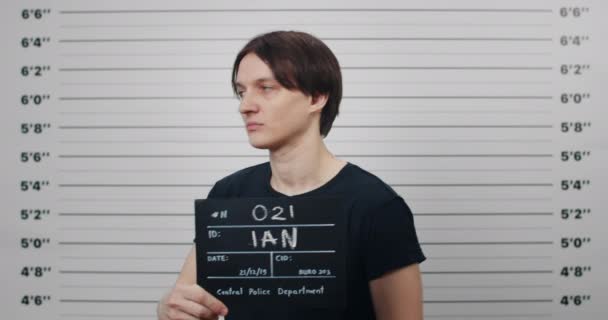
[194,197,347,312]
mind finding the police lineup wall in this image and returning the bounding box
[2,0,606,319]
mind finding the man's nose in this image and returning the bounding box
[238,92,259,114]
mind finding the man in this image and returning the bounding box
[157,30,425,320]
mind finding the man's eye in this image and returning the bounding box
[262,86,273,91]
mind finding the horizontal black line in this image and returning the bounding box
[393,183,552,187]
[60,313,156,317]
[424,299,553,303]
[63,197,546,202]
[57,183,553,188]
[62,226,189,230]
[57,212,553,217]
[55,81,553,86]
[57,168,554,172]
[425,313,553,318]
[58,299,553,305]
[430,256,552,260]
[60,299,158,303]
[59,242,192,245]
[58,270,551,275]
[59,37,552,43]
[423,270,553,274]
[58,154,553,158]
[60,67,229,71]
[426,284,552,288]
[416,212,553,216]
[60,96,230,100]
[59,270,179,274]
[59,154,264,158]
[60,285,170,289]
[421,241,553,245]
[319,96,550,100]
[58,241,553,246]
[58,125,553,129]
[58,66,553,71]
[59,256,185,260]
[59,9,553,14]
[60,23,553,28]
[59,184,211,187]
[59,298,553,304]
[57,52,554,57]
[58,96,553,100]
[56,139,555,143]
[59,213,191,216]
[349,66,554,70]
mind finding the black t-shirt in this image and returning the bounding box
[196,161,426,319]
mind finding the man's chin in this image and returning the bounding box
[248,133,287,151]
[248,138,270,150]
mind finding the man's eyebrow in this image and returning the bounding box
[235,77,276,87]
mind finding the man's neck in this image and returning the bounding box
[268,133,345,196]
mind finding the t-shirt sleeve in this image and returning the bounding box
[364,196,426,281]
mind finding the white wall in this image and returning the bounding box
[2,0,606,319]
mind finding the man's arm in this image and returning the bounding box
[369,263,423,320]
[157,245,196,315]
[175,244,197,284]
[157,245,228,319]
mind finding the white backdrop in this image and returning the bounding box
[2,0,607,319]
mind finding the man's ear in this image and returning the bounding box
[310,93,329,113]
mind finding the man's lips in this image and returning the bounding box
[246,123,262,130]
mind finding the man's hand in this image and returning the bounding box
[158,283,228,320]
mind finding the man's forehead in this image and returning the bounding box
[234,76,276,87]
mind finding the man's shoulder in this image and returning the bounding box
[345,162,401,204]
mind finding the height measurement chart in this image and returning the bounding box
[195,197,347,310]
[1,0,607,319]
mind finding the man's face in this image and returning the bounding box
[235,53,320,151]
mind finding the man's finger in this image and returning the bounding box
[175,299,217,319]
[166,308,199,320]
[184,285,228,316]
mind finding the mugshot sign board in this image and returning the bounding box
[194,197,348,310]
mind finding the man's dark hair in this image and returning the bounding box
[231,30,342,138]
